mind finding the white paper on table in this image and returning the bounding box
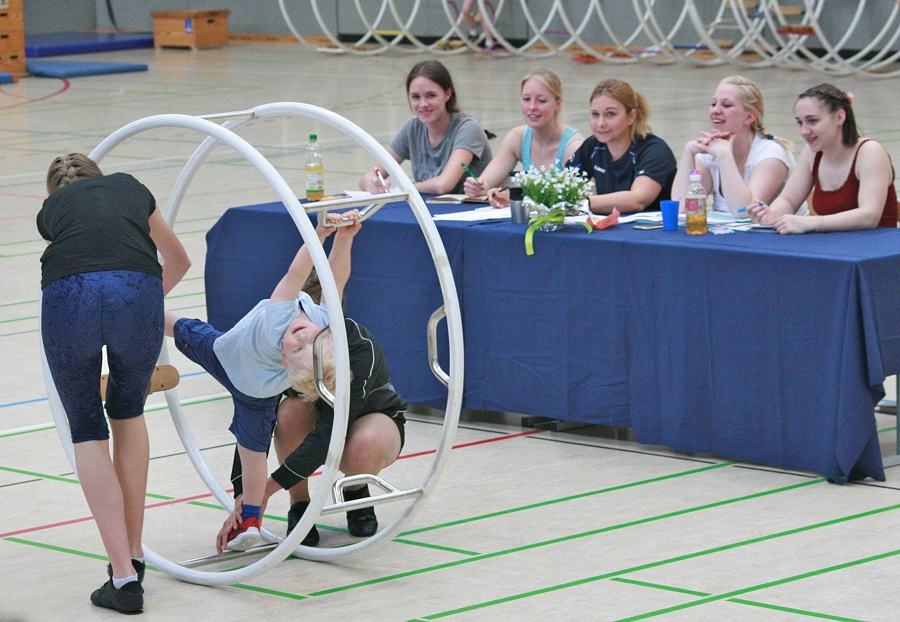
[620,212,662,223]
[432,207,512,221]
[343,190,374,199]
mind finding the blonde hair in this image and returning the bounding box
[719,75,793,152]
[521,68,564,122]
[286,337,336,403]
[46,153,103,194]
[590,78,651,141]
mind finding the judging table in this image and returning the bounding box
[204,199,900,482]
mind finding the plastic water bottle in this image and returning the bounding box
[684,169,707,235]
[305,133,324,202]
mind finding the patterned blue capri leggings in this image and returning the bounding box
[41,270,164,443]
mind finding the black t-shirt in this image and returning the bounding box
[37,173,162,288]
[566,133,676,212]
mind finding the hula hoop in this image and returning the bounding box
[41,103,464,585]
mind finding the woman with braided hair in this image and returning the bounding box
[38,154,190,614]
[748,84,897,233]
[672,75,802,218]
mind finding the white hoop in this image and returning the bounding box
[42,103,464,585]
[277,0,900,77]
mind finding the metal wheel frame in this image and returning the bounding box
[41,102,464,586]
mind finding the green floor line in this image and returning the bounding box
[0,465,79,484]
[229,583,308,600]
[0,393,231,439]
[879,426,897,433]
[0,298,37,307]
[0,536,291,602]
[0,424,56,439]
[0,250,43,259]
[310,478,825,597]
[412,503,900,620]
[611,577,709,597]
[399,461,736,537]
[611,576,867,620]
[727,598,867,622]
[165,290,206,300]
[4,536,109,562]
[391,539,480,557]
[616,548,900,621]
[0,314,37,325]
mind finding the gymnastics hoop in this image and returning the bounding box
[275,0,900,77]
[41,103,464,585]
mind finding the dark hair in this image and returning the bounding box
[797,83,859,145]
[405,60,459,113]
[46,153,103,194]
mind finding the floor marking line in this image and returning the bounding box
[726,598,867,622]
[0,465,79,484]
[417,524,900,620]
[396,429,544,461]
[309,479,832,597]
[399,461,735,536]
[610,577,709,597]
[3,536,108,561]
[611,578,867,621]
[615,548,900,621]
[390,539,480,557]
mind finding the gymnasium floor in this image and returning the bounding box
[1,41,899,621]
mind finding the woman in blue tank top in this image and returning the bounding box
[463,68,583,207]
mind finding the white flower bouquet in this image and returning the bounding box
[512,166,593,255]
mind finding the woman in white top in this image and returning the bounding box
[463,68,583,207]
[672,75,801,217]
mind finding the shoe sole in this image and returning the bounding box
[226,527,261,551]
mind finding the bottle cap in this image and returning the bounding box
[310,134,317,141]
[689,169,701,181]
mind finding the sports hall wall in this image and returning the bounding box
[18,0,900,54]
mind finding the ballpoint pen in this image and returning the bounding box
[375,168,388,191]
[460,162,479,182]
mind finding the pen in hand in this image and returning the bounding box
[375,168,388,192]
[461,162,479,182]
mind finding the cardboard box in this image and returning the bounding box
[152,10,230,49]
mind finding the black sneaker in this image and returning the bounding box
[90,579,143,615]
[107,559,145,583]
[344,485,378,537]
[286,501,320,546]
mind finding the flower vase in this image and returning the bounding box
[540,209,565,232]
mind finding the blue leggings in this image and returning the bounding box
[42,271,164,443]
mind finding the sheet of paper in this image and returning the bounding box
[433,207,511,221]
[343,190,373,199]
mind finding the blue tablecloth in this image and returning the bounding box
[204,200,900,482]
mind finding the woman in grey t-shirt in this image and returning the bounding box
[360,60,493,195]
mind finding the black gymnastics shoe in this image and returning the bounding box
[344,485,378,538]
[107,559,145,583]
[286,501,320,546]
[90,579,143,615]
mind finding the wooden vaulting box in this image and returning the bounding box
[0,0,25,77]
[151,10,230,50]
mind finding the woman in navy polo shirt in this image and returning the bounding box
[567,78,676,214]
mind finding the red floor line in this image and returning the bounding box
[1,427,544,538]
[0,78,71,109]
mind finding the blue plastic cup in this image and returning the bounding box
[661,199,679,231]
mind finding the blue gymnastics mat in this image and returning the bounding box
[25,31,154,57]
[0,72,14,84]
[26,59,148,78]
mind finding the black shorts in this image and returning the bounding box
[282,387,407,452]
